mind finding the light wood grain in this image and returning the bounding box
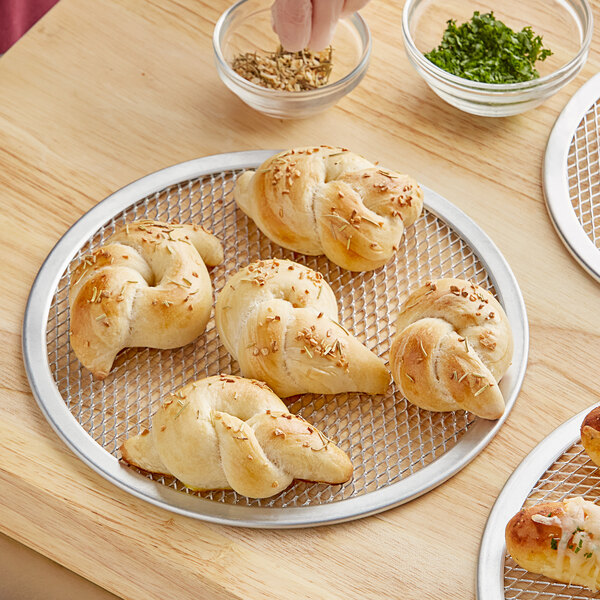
[1,0,600,598]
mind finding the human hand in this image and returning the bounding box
[271,0,370,52]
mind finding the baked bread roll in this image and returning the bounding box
[581,407,600,467]
[234,145,424,271]
[506,497,600,591]
[120,375,353,498]
[388,279,513,419]
[69,220,224,379]
[215,258,390,397]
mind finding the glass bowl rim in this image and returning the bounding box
[212,0,372,99]
[401,0,594,93]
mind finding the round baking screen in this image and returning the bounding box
[24,150,528,527]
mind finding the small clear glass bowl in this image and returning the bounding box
[402,0,593,117]
[213,0,371,119]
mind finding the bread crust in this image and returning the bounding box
[506,498,600,591]
[215,258,390,397]
[234,145,424,271]
[581,407,600,467]
[120,375,353,498]
[389,279,513,419]
[68,220,223,378]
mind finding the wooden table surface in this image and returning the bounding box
[2,1,600,598]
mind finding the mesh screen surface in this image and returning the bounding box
[46,169,495,509]
[568,101,600,248]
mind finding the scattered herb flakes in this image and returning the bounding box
[232,46,333,92]
[473,383,490,397]
[174,401,189,419]
[425,12,552,84]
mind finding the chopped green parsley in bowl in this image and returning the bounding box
[402,0,592,116]
[425,11,552,84]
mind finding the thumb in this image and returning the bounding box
[341,0,371,18]
[308,0,344,51]
[271,0,312,52]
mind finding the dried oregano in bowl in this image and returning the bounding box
[231,46,334,92]
[214,0,370,117]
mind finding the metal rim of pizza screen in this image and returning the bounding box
[544,72,600,283]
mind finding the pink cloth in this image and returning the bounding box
[271,0,370,51]
[0,0,59,53]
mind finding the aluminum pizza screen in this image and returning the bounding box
[46,169,493,509]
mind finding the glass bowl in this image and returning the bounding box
[402,0,593,117]
[213,0,371,119]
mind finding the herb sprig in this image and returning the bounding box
[425,12,553,84]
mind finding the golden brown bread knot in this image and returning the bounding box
[506,497,600,591]
[581,406,600,467]
[234,145,424,271]
[120,375,353,498]
[215,258,390,397]
[69,220,224,379]
[389,278,513,419]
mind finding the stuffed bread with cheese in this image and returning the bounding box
[506,496,600,590]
